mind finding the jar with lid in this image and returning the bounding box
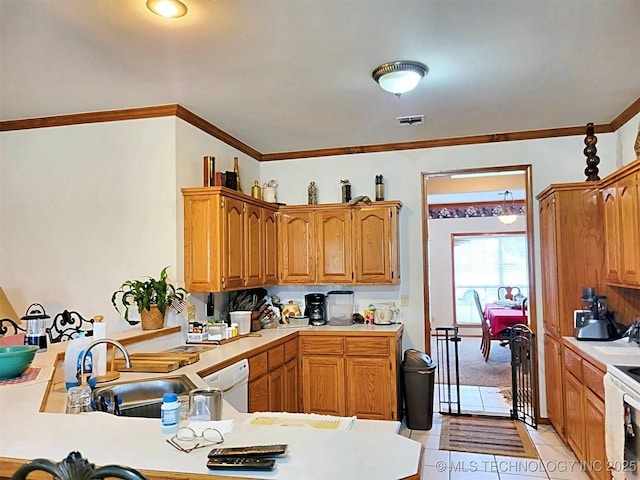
[340,179,351,203]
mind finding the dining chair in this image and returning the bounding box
[497,286,521,301]
[475,289,510,362]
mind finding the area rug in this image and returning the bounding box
[439,416,538,458]
[432,336,512,387]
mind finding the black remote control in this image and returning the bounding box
[208,444,288,458]
[207,457,276,471]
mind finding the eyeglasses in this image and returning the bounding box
[166,427,224,453]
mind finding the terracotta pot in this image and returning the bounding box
[140,305,164,330]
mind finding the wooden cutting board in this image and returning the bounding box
[112,352,200,372]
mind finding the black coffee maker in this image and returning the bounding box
[304,293,326,326]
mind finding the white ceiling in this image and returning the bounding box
[1,0,639,154]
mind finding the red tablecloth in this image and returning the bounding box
[484,303,528,336]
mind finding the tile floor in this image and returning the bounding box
[399,386,592,480]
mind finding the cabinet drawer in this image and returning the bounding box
[249,352,268,380]
[301,336,344,355]
[268,344,285,370]
[284,339,297,363]
[583,360,605,400]
[564,348,583,380]
[345,337,390,356]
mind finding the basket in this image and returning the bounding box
[140,305,165,330]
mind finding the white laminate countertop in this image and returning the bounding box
[0,323,422,480]
[563,336,640,368]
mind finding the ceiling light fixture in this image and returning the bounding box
[498,190,518,225]
[146,0,187,18]
[372,61,428,96]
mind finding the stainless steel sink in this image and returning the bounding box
[91,374,196,418]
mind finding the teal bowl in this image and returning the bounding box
[0,345,39,380]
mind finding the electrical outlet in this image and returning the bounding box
[401,295,409,307]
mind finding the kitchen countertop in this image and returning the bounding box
[564,336,640,369]
[564,336,640,394]
[0,323,422,480]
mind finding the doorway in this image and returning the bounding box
[421,165,538,421]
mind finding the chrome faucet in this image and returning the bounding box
[79,338,132,384]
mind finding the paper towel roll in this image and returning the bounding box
[93,320,107,376]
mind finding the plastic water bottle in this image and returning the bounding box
[161,393,180,434]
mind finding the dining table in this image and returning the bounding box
[484,302,528,336]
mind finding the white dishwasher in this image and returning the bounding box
[203,359,249,413]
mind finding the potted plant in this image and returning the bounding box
[111,266,187,330]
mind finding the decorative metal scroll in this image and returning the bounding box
[11,451,147,480]
[46,310,94,344]
[509,324,538,428]
[0,318,25,337]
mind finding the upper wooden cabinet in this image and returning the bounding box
[601,160,640,289]
[278,201,401,285]
[536,183,606,337]
[182,187,279,292]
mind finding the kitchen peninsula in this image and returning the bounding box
[0,325,423,480]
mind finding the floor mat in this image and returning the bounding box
[439,416,538,458]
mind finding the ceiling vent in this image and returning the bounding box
[396,115,424,126]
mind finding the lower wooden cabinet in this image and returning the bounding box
[564,369,584,458]
[300,331,401,421]
[562,342,608,480]
[544,334,565,439]
[301,355,345,416]
[248,338,299,413]
[585,389,607,480]
[246,329,402,421]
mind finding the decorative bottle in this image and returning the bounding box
[233,157,242,193]
[375,175,385,201]
[308,181,318,204]
[251,180,262,199]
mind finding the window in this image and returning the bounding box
[452,233,528,325]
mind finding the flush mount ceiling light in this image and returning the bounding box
[498,190,518,225]
[372,61,428,96]
[146,0,187,18]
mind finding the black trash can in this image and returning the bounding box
[401,349,437,430]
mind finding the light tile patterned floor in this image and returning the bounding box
[399,386,592,480]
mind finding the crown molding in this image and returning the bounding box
[1,97,638,162]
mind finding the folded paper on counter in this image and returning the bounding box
[245,412,356,430]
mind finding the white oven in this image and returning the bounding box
[606,367,640,479]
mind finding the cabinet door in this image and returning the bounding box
[539,195,560,336]
[284,359,298,413]
[278,210,316,284]
[316,209,353,284]
[183,194,221,292]
[353,206,398,284]
[221,196,245,290]
[263,209,278,285]
[544,334,565,439]
[603,186,622,284]
[268,366,285,412]
[249,375,268,413]
[301,356,345,416]
[564,371,584,460]
[584,389,607,480]
[345,357,391,420]
[618,174,640,286]
[244,202,263,287]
